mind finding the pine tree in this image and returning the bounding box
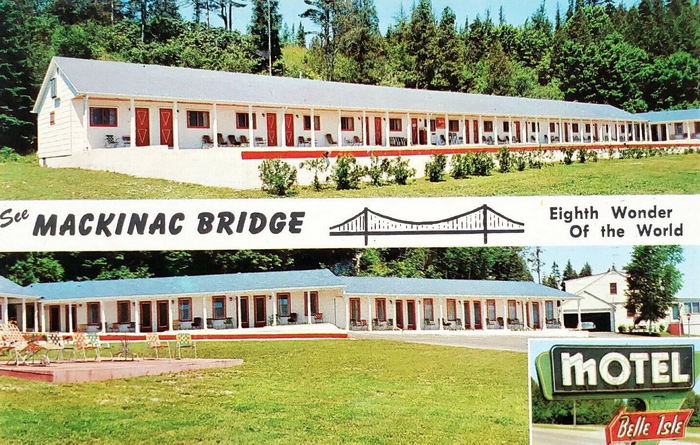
[404,0,439,89]
[296,22,307,47]
[485,40,514,95]
[0,0,34,154]
[579,262,592,276]
[214,0,247,32]
[301,0,347,80]
[543,262,561,289]
[337,0,383,84]
[249,0,282,75]
[150,0,180,20]
[432,6,465,90]
[562,260,578,281]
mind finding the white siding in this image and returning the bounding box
[37,72,77,158]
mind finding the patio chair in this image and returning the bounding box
[325,134,338,146]
[173,320,181,331]
[313,313,323,323]
[455,318,463,330]
[217,133,229,147]
[497,135,509,144]
[288,313,298,324]
[193,317,203,329]
[386,318,399,331]
[69,332,91,361]
[441,318,453,330]
[206,318,214,329]
[201,135,214,149]
[176,333,197,359]
[298,136,310,147]
[486,318,499,329]
[486,136,494,145]
[2,323,30,366]
[146,333,171,359]
[105,135,118,148]
[223,318,234,329]
[352,136,362,146]
[87,333,113,361]
[424,318,435,329]
[227,135,241,146]
[497,317,505,329]
[44,332,67,361]
[240,135,250,146]
[121,136,131,147]
[254,137,266,147]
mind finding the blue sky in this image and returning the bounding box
[189,0,640,33]
[537,246,699,298]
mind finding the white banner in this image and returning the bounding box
[0,195,696,251]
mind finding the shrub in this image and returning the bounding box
[618,325,628,333]
[0,147,21,162]
[258,158,297,196]
[528,149,544,169]
[514,152,528,171]
[424,154,447,182]
[450,153,473,179]
[561,147,575,165]
[389,156,415,185]
[299,155,330,191]
[577,148,587,163]
[368,155,390,186]
[331,154,366,190]
[497,146,512,173]
[588,149,598,162]
[472,153,495,176]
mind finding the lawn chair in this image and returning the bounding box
[424,318,436,329]
[44,332,66,361]
[69,332,93,361]
[121,136,131,147]
[201,135,214,149]
[288,313,298,324]
[313,313,323,323]
[176,333,197,359]
[2,323,29,366]
[87,333,113,361]
[105,135,118,148]
[240,135,250,146]
[298,136,310,147]
[325,134,338,146]
[228,135,241,146]
[352,136,362,146]
[223,318,234,329]
[254,137,266,147]
[146,333,171,359]
[216,133,229,147]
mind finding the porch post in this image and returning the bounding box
[479,115,485,144]
[83,96,90,149]
[40,303,46,333]
[32,302,38,332]
[558,118,563,143]
[310,108,316,149]
[236,296,242,329]
[508,116,513,144]
[212,104,218,148]
[68,303,73,333]
[344,296,350,330]
[579,121,584,143]
[337,109,343,148]
[367,297,373,331]
[172,101,179,150]
[272,294,277,326]
[415,299,422,331]
[481,301,487,331]
[129,98,136,148]
[427,114,432,146]
[535,120,540,144]
[502,300,508,331]
[438,300,444,330]
[100,300,106,333]
[362,111,367,147]
[444,113,449,145]
[403,299,409,330]
[688,121,692,140]
[385,112,390,147]
[559,302,565,328]
[134,300,140,334]
[2,296,8,325]
[307,293,312,324]
[21,298,26,331]
[577,299,582,329]
[494,116,499,144]
[541,301,547,330]
[461,115,467,145]
[545,119,550,143]
[666,123,671,141]
[459,300,465,329]
[202,296,208,329]
[406,112,412,147]
[168,299,174,331]
[247,104,254,147]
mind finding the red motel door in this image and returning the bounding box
[135,108,150,147]
[564,124,569,142]
[465,119,470,143]
[284,113,294,147]
[473,120,479,143]
[411,118,418,144]
[159,109,173,147]
[395,300,404,328]
[365,117,370,144]
[267,113,277,147]
[514,121,521,142]
[374,116,382,146]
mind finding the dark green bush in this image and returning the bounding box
[497,146,512,173]
[258,158,297,196]
[389,156,415,185]
[331,154,366,190]
[0,147,21,162]
[450,153,473,179]
[299,155,330,191]
[424,153,447,182]
[577,148,587,163]
[561,147,575,164]
[514,152,527,171]
[472,153,495,176]
[528,149,544,169]
[368,155,391,186]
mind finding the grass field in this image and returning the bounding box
[0,340,528,444]
[1,153,698,199]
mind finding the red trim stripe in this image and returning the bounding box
[97,333,348,341]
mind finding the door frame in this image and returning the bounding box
[284,113,295,147]
[135,107,150,147]
[158,108,173,147]
[374,116,382,146]
[49,305,61,332]
[140,301,152,332]
[240,296,250,328]
[406,300,416,330]
[395,300,404,329]
[156,300,169,332]
[532,301,541,329]
[253,295,266,327]
[464,301,471,329]
[473,301,482,330]
[267,112,278,147]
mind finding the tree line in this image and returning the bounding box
[2,0,699,154]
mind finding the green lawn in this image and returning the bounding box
[0,340,528,444]
[1,153,698,199]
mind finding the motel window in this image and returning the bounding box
[87,302,100,325]
[341,117,354,131]
[484,120,493,132]
[549,122,556,132]
[350,298,361,322]
[695,122,700,134]
[446,299,457,321]
[503,121,509,132]
[572,123,579,133]
[610,283,618,295]
[675,123,684,135]
[685,302,700,314]
[389,118,402,132]
[212,296,226,319]
[545,301,554,321]
[449,120,460,132]
[585,124,591,133]
[117,300,131,324]
[235,112,256,129]
[304,291,319,315]
[303,115,321,131]
[487,299,496,321]
[187,111,210,128]
[672,304,680,321]
[508,300,517,320]
[178,298,192,321]
[375,298,386,321]
[277,293,290,317]
[90,107,118,127]
[49,78,57,98]
[424,298,434,321]
[49,112,55,126]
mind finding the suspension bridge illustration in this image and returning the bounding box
[329,204,525,245]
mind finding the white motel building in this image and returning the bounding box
[33,57,700,189]
[0,269,582,337]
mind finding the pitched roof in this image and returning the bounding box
[634,108,700,123]
[37,57,642,121]
[340,276,580,299]
[0,276,39,298]
[27,269,344,301]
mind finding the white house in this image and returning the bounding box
[635,109,700,142]
[31,57,700,189]
[0,269,580,336]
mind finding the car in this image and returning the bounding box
[580,321,596,330]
